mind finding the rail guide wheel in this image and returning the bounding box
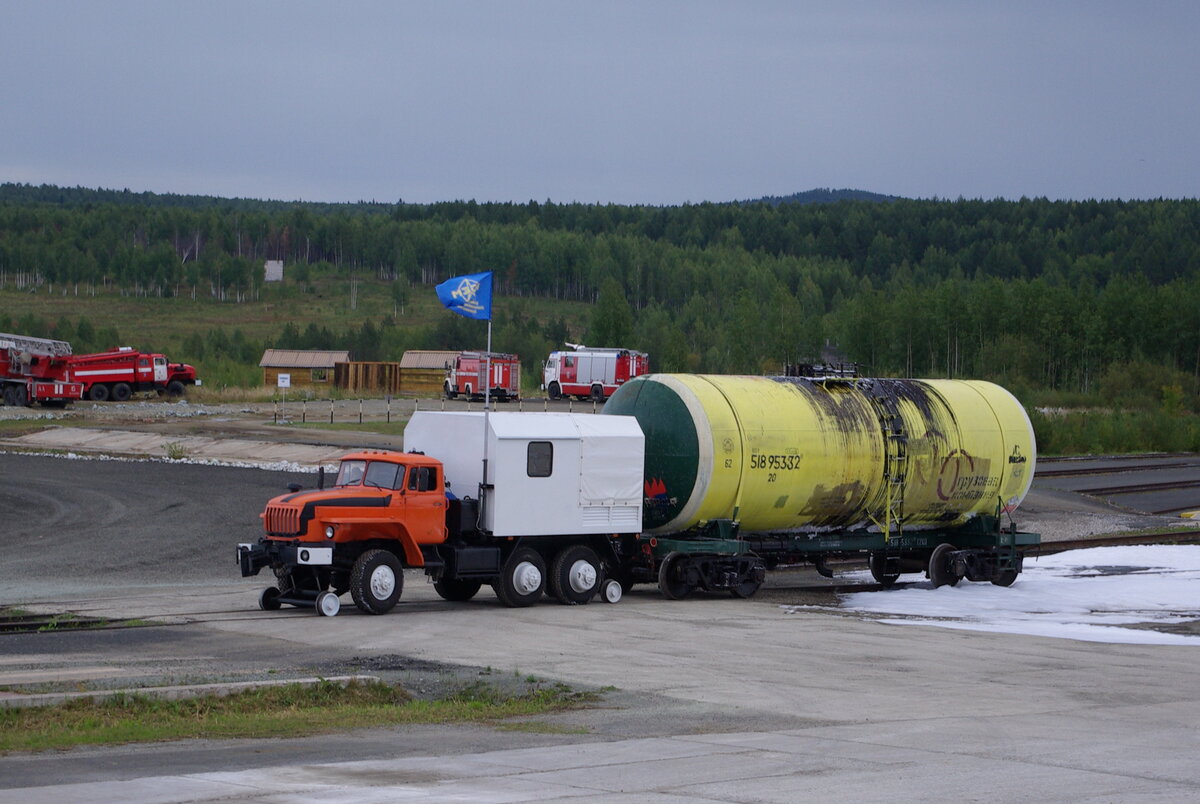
[315,590,341,617]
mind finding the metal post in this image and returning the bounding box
[359,398,363,424]
[330,399,334,424]
[302,399,307,423]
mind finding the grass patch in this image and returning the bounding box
[0,420,56,437]
[0,679,597,753]
[162,440,189,460]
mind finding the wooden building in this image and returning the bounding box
[399,350,459,397]
[334,361,403,395]
[259,349,351,389]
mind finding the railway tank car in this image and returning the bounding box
[603,373,1039,596]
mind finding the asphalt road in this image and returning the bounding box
[0,453,309,602]
[2,451,1200,802]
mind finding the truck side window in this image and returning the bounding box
[527,441,553,477]
[364,461,400,490]
[407,466,437,492]
[565,357,574,368]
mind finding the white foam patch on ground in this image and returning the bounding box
[812,545,1200,645]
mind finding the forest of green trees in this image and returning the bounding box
[3,183,1200,452]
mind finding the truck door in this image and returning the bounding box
[153,357,167,383]
[405,465,446,544]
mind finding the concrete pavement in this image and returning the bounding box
[4,577,1199,802]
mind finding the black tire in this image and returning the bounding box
[1,385,12,406]
[549,545,602,605]
[869,553,902,588]
[89,384,110,402]
[13,385,27,407]
[991,568,1019,587]
[657,551,693,600]
[928,543,960,589]
[433,577,482,602]
[590,385,604,402]
[444,383,457,400]
[259,587,282,611]
[495,547,546,607]
[111,383,132,402]
[548,382,562,400]
[166,380,186,397]
[350,548,404,614]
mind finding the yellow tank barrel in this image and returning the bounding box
[603,374,1036,534]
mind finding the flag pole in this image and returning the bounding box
[482,317,492,492]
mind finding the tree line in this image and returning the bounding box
[2,183,1200,404]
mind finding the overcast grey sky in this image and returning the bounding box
[2,1,1197,204]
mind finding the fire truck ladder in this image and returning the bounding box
[0,332,73,359]
[864,383,908,543]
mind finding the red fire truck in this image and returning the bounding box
[68,347,200,401]
[443,351,521,402]
[0,332,84,407]
[542,344,649,401]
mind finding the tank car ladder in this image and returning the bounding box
[865,384,908,543]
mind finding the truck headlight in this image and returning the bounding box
[324,525,335,539]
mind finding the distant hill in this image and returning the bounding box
[742,188,902,206]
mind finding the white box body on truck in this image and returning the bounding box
[404,411,644,537]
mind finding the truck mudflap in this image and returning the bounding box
[238,540,332,577]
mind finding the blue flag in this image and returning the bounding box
[435,271,493,320]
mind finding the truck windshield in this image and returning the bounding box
[364,461,403,489]
[335,460,366,486]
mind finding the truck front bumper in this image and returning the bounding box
[238,540,333,577]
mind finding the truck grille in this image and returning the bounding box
[263,505,301,536]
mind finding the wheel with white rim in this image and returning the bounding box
[350,548,404,614]
[549,545,601,605]
[315,590,341,617]
[600,578,623,604]
[495,547,546,607]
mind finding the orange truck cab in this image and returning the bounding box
[238,450,451,616]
